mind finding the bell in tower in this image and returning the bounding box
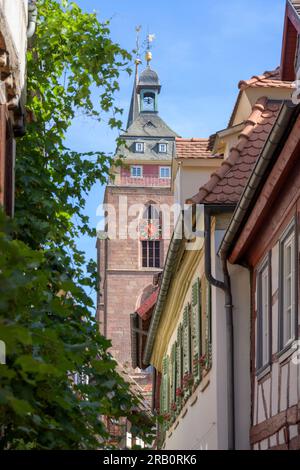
[136,65,161,113]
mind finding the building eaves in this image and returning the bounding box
[219,101,299,259]
[188,97,282,206]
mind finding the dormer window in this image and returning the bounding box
[135,142,144,153]
[158,143,167,153]
[131,165,143,178]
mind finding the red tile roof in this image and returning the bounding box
[136,289,159,321]
[176,136,220,160]
[188,97,282,205]
[238,67,293,90]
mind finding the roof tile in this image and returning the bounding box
[175,135,220,160]
[188,98,282,205]
[136,289,159,321]
[238,67,293,90]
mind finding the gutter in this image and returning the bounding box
[143,216,183,366]
[219,101,298,259]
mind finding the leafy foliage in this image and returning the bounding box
[0,0,154,449]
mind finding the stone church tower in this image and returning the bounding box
[96,58,177,391]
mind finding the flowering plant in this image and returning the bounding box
[171,403,177,412]
[182,373,194,388]
[199,354,207,367]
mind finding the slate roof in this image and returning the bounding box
[188,97,282,205]
[175,136,220,159]
[124,112,178,138]
[138,67,160,88]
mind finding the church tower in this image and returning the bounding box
[96,48,177,393]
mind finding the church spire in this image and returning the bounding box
[127,26,142,129]
[126,58,141,129]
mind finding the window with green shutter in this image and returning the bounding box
[161,356,169,416]
[191,278,201,382]
[183,304,192,395]
[170,343,177,414]
[176,325,183,408]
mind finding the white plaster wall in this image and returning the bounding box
[232,87,293,126]
[180,167,215,205]
[165,383,218,450]
[212,229,230,449]
[228,263,251,449]
[0,0,28,92]
[163,263,219,450]
[164,225,251,450]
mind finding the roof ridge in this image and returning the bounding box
[237,66,290,90]
[187,97,268,204]
[176,137,209,142]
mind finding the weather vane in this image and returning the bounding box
[145,32,155,66]
[135,25,142,65]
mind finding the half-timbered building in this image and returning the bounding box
[218,0,300,450]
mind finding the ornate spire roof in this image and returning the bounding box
[137,67,161,91]
[126,60,141,129]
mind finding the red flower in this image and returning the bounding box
[182,373,194,388]
[199,354,207,366]
[176,387,183,397]
[171,403,177,411]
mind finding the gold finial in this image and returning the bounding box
[145,50,152,64]
[146,33,155,66]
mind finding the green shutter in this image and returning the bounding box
[176,325,183,408]
[206,282,212,368]
[183,305,192,397]
[183,306,190,376]
[162,356,169,415]
[191,278,201,382]
[170,343,177,413]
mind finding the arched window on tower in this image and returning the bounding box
[140,203,161,268]
[141,91,156,112]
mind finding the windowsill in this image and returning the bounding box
[277,341,296,363]
[140,267,162,271]
[256,364,271,381]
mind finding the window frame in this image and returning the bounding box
[256,253,272,374]
[135,142,144,153]
[158,143,168,154]
[141,240,160,268]
[278,218,298,354]
[130,165,143,178]
[159,166,171,179]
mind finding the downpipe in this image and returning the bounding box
[204,209,235,450]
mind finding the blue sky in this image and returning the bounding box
[65,0,286,304]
